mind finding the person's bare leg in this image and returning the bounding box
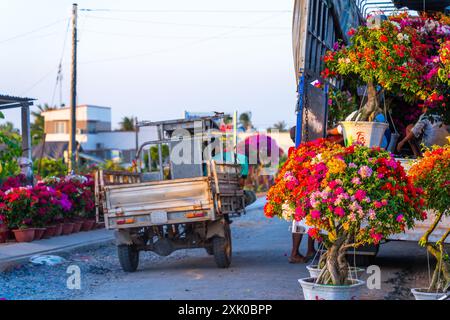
[306,236,316,258]
[289,233,306,263]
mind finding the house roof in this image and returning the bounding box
[32,141,82,160]
[41,104,111,113]
[0,94,35,109]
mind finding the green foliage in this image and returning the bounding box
[0,131,21,180]
[0,121,19,134]
[327,89,358,127]
[101,160,127,171]
[143,145,169,171]
[268,121,288,132]
[34,158,68,178]
[119,116,135,131]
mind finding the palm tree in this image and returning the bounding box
[0,121,19,134]
[31,104,56,145]
[119,116,135,131]
[272,121,288,132]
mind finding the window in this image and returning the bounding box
[54,121,66,134]
[87,121,97,133]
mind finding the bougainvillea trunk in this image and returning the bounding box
[317,235,350,285]
[354,81,382,122]
[422,211,450,292]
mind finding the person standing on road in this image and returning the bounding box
[288,126,316,263]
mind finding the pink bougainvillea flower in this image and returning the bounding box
[358,166,373,178]
[311,210,321,219]
[295,207,305,219]
[334,207,345,217]
[354,189,367,202]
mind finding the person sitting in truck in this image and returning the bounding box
[396,111,449,156]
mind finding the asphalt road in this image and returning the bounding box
[79,198,432,300]
[0,198,434,300]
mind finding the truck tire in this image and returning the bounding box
[205,246,214,255]
[117,244,139,272]
[212,224,232,268]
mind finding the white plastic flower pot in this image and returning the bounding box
[411,288,447,300]
[298,277,365,300]
[340,121,388,148]
[306,266,365,280]
[306,265,322,279]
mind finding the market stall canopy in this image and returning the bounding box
[393,0,450,12]
[0,94,35,160]
[0,94,34,110]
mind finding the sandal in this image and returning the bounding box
[289,255,306,264]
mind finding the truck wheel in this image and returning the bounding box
[212,224,232,268]
[117,244,139,272]
[205,246,214,255]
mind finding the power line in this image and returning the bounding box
[81,14,289,30]
[80,8,291,14]
[79,12,287,65]
[0,18,69,45]
[20,67,58,96]
[51,18,71,107]
[79,28,288,39]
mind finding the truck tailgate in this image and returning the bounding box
[103,177,215,228]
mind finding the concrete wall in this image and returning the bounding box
[42,105,111,122]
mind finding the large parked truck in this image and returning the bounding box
[95,115,255,271]
[292,0,450,264]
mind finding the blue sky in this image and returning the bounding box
[0,0,297,131]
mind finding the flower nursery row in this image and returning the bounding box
[0,174,99,243]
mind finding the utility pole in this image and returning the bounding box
[68,3,78,173]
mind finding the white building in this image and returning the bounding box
[40,105,155,163]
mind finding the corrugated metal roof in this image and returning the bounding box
[357,0,413,18]
[393,0,450,12]
[0,94,35,109]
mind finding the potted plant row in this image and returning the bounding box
[0,174,99,243]
[265,139,426,300]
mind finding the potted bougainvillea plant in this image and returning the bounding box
[409,142,450,300]
[264,139,425,300]
[41,175,96,232]
[322,13,450,147]
[1,187,36,242]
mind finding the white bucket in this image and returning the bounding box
[340,121,388,148]
[306,265,365,280]
[411,288,447,300]
[299,277,365,300]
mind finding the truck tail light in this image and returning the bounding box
[116,218,135,225]
[185,212,206,219]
